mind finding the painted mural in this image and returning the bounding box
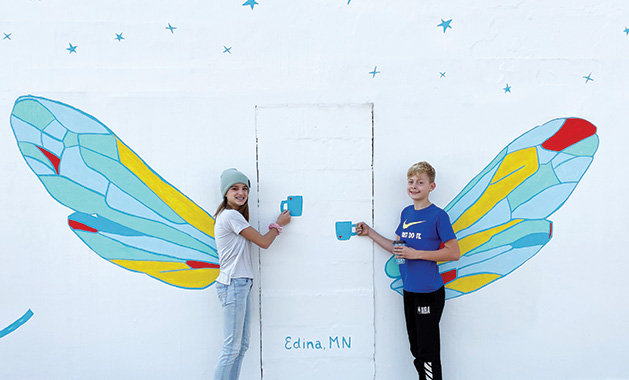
[0,310,33,339]
[9,95,220,291]
[385,118,599,299]
[9,95,598,303]
[2,0,627,377]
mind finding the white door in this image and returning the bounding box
[256,104,374,380]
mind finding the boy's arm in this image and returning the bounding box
[395,238,460,262]
[355,222,395,254]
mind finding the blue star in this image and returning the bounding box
[369,66,380,78]
[440,72,446,78]
[223,46,232,54]
[583,73,593,83]
[3,33,11,40]
[66,43,77,54]
[503,84,511,93]
[437,19,453,33]
[242,0,258,9]
[166,23,177,34]
[115,33,124,41]
[624,27,629,36]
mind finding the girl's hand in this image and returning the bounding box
[355,222,370,236]
[276,210,291,226]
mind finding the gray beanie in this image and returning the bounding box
[220,168,250,197]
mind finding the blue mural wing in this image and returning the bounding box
[9,95,219,289]
[385,118,599,299]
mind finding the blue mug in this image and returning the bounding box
[280,195,303,217]
[335,221,357,241]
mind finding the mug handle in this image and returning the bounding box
[351,223,357,236]
[280,200,288,212]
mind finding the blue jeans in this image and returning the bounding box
[214,278,253,380]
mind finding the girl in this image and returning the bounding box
[213,168,291,380]
[355,161,459,380]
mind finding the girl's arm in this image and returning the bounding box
[240,210,291,249]
[355,222,395,254]
[394,238,460,262]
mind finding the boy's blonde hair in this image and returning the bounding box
[407,161,436,183]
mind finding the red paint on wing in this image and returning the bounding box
[441,269,457,284]
[541,118,596,152]
[68,219,98,233]
[37,146,61,174]
[186,260,220,269]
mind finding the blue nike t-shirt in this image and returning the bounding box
[395,204,457,293]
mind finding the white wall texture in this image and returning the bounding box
[1,1,628,379]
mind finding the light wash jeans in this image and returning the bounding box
[214,278,253,380]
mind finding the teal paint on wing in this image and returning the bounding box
[561,135,599,157]
[12,100,55,130]
[18,142,55,172]
[507,163,560,210]
[78,134,119,160]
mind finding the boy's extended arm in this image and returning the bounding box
[355,222,394,254]
[395,238,460,262]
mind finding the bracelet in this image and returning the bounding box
[269,223,283,234]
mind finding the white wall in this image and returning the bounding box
[1,1,628,379]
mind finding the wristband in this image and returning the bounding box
[269,223,283,234]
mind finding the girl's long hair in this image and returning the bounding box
[215,197,250,222]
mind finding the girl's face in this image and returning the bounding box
[407,173,435,203]
[226,183,249,209]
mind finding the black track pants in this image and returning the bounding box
[403,287,445,380]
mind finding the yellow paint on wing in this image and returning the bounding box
[453,147,538,233]
[116,139,215,237]
[112,259,219,289]
[458,219,523,255]
[446,273,501,294]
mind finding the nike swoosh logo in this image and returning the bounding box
[403,220,426,229]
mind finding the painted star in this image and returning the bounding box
[438,19,453,33]
[3,33,11,40]
[66,43,78,54]
[440,72,446,78]
[583,73,593,83]
[166,23,177,34]
[242,0,258,9]
[369,66,380,78]
[115,33,125,41]
[624,27,629,36]
[503,84,512,93]
[223,46,232,54]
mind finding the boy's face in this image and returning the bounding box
[407,173,435,203]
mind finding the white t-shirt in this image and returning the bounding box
[215,209,254,285]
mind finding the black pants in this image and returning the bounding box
[403,287,445,380]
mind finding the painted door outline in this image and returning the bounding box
[255,104,375,379]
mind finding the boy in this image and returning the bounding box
[356,161,460,380]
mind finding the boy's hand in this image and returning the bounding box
[394,246,420,260]
[355,222,370,236]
